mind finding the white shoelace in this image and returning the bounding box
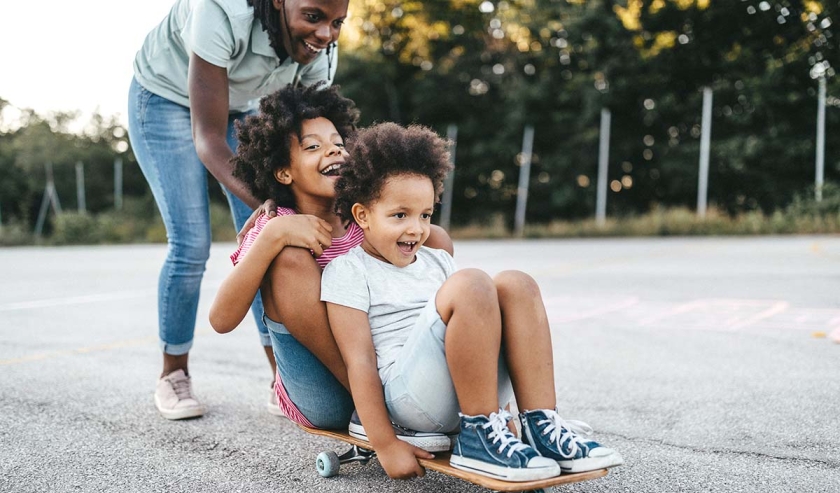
[482,410,529,458]
[537,409,593,459]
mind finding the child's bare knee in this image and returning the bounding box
[444,269,497,304]
[494,270,540,300]
[437,269,499,324]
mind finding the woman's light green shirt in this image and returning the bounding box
[133,0,335,113]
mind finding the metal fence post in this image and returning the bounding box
[114,157,124,210]
[596,108,611,227]
[697,86,713,218]
[816,76,826,202]
[439,125,457,231]
[513,125,535,238]
[35,162,63,237]
[75,161,86,213]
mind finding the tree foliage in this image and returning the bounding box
[0,109,141,233]
[337,0,840,224]
[2,0,839,241]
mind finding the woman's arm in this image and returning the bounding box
[326,303,432,479]
[188,53,261,209]
[425,224,454,256]
[209,215,334,333]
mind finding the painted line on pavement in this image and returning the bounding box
[0,327,224,366]
[0,291,153,312]
[0,336,156,366]
[0,282,221,312]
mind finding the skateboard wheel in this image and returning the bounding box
[316,451,340,478]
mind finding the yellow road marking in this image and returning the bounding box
[0,336,156,366]
[0,326,223,366]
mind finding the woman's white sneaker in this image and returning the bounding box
[154,369,205,420]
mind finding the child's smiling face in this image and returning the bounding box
[275,117,348,205]
[354,173,435,267]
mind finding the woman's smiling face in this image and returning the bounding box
[273,0,349,65]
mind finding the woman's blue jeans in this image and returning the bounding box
[127,77,270,354]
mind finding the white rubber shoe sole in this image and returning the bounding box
[349,422,452,452]
[558,449,624,473]
[154,394,205,420]
[449,454,561,482]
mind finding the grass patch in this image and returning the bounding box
[0,198,238,246]
[452,184,840,239]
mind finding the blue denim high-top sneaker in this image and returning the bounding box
[519,409,624,473]
[450,410,561,481]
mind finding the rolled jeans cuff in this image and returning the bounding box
[159,339,193,356]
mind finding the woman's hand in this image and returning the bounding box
[377,440,433,480]
[261,214,333,256]
[236,199,277,245]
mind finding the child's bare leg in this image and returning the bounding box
[263,247,350,390]
[435,269,502,416]
[496,275,624,473]
[494,270,555,411]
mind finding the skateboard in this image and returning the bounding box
[299,425,608,492]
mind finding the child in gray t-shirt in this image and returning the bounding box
[322,122,624,482]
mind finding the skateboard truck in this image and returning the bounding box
[316,444,376,478]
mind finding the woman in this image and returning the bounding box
[127,0,349,420]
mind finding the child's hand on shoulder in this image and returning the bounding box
[262,214,333,257]
[377,439,433,480]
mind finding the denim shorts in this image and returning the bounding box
[383,296,513,434]
[264,315,354,429]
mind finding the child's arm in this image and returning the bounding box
[209,215,333,333]
[425,224,454,256]
[326,303,433,479]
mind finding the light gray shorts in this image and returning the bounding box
[383,294,514,433]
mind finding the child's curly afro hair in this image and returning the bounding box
[232,83,359,207]
[334,122,452,222]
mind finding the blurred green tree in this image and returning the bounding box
[337,0,840,225]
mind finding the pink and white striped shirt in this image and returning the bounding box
[230,206,363,428]
[230,207,363,269]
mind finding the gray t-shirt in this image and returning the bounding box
[133,0,335,112]
[321,245,456,384]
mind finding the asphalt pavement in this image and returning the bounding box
[1,236,838,492]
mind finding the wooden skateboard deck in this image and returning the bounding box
[299,425,608,492]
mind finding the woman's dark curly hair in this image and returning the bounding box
[334,123,452,222]
[232,83,359,208]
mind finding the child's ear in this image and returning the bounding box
[351,203,369,229]
[274,168,292,185]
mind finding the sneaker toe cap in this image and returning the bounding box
[590,446,623,463]
[589,446,613,457]
[527,455,560,469]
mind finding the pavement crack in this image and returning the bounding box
[599,431,839,468]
